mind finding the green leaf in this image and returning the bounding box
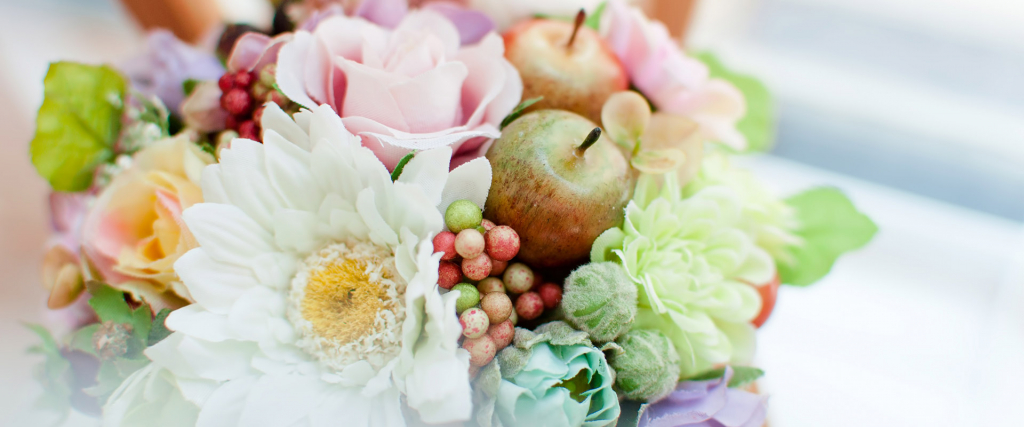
[390,151,416,181]
[500,96,544,130]
[694,52,774,153]
[687,365,765,388]
[25,324,74,420]
[148,309,173,346]
[68,324,101,356]
[585,2,607,30]
[87,282,133,324]
[727,366,765,388]
[30,62,126,191]
[778,188,878,286]
[182,78,200,96]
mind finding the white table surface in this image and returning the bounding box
[2,1,1023,426]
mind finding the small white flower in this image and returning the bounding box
[104,103,491,426]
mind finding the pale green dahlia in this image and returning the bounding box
[591,172,775,378]
[682,151,801,264]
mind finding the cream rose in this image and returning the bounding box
[82,136,214,310]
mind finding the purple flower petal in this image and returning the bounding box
[422,2,495,45]
[638,367,768,427]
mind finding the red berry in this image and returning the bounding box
[462,253,492,282]
[253,105,266,124]
[238,120,259,141]
[225,115,240,131]
[477,277,505,294]
[480,292,513,324]
[233,70,255,88]
[455,229,485,259]
[460,308,489,339]
[485,226,520,262]
[463,335,497,367]
[537,283,562,309]
[480,219,496,231]
[438,261,462,289]
[221,88,253,116]
[488,320,515,349]
[752,274,781,328]
[503,263,534,294]
[490,259,508,276]
[217,73,235,92]
[432,231,458,261]
[515,291,544,321]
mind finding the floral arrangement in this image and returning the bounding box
[25,0,877,426]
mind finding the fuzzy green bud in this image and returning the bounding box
[561,262,637,342]
[609,329,681,401]
[445,200,483,233]
[452,283,480,313]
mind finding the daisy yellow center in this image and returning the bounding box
[301,259,387,345]
[288,242,406,371]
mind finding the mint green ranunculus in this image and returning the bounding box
[494,326,618,427]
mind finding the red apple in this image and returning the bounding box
[503,12,629,124]
[752,274,780,328]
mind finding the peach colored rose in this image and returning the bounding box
[82,135,215,311]
[603,0,747,150]
[276,9,522,169]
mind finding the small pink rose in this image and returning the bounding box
[276,10,522,169]
[603,0,747,150]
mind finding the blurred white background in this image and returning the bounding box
[0,0,1022,426]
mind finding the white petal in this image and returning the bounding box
[238,374,329,427]
[273,208,325,254]
[396,146,452,206]
[195,376,257,427]
[166,305,231,342]
[261,103,310,151]
[356,188,400,247]
[182,202,276,267]
[226,287,288,344]
[439,157,491,215]
[218,139,286,229]
[175,249,259,314]
[263,130,323,212]
[199,164,230,205]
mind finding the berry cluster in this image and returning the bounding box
[217,64,289,141]
[433,200,566,372]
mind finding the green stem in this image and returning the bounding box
[575,127,602,157]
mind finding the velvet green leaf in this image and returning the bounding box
[779,188,877,286]
[694,52,774,153]
[687,365,764,388]
[585,2,607,30]
[147,309,173,346]
[30,61,126,191]
[87,282,133,324]
[499,96,543,130]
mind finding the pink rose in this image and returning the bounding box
[603,0,747,150]
[276,10,522,169]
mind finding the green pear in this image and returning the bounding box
[485,110,635,268]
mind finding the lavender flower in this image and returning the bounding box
[638,367,768,427]
[120,30,223,114]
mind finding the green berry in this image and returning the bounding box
[446,200,483,233]
[452,283,481,313]
[561,262,637,342]
[609,329,681,402]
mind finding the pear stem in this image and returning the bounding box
[567,9,586,50]
[575,127,602,157]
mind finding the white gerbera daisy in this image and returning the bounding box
[103,103,492,426]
